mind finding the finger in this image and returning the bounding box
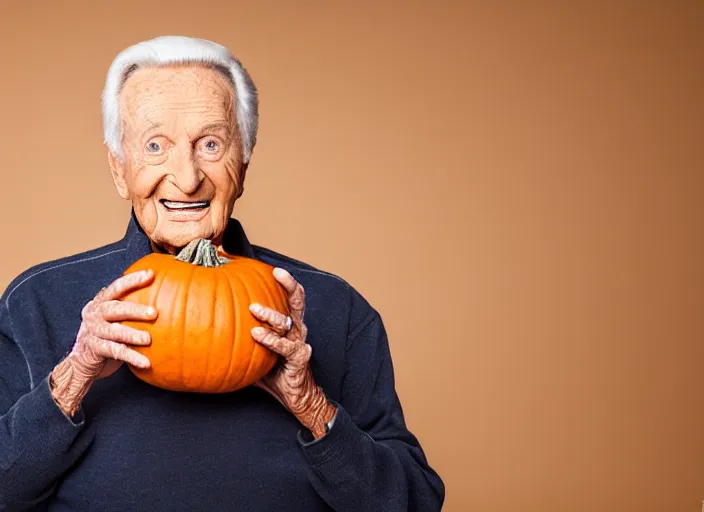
[272,267,297,294]
[100,269,155,301]
[92,322,151,346]
[273,268,306,321]
[285,342,313,369]
[288,283,306,323]
[251,326,297,357]
[249,303,290,335]
[95,339,151,369]
[101,301,158,322]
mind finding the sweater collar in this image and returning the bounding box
[123,208,255,267]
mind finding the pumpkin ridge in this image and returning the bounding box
[245,262,281,385]
[220,265,241,393]
[198,267,219,390]
[234,266,260,391]
[263,262,289,314]
[125,250,282,393]
[141,259,170,381]
[149,258,169,306]
[249,262,275,304]
[235,266,259,394]
[179,262,196,391]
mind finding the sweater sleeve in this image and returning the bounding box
[297,308,446,511]
[0,301,95,511]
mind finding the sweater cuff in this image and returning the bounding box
[30,375,86,430]
[297,402,370,468]
[0,376,88,506]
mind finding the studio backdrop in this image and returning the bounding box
[0,2,702,511]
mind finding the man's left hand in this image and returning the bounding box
[249,268,337,439]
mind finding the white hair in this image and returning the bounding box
[101,35,258,164]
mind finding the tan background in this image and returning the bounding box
[1,1,702,511]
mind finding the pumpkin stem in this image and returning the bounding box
[175,239,229,267]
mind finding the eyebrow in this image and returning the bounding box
[139,121,232,140]
[195,122,231,137]
[140,122,163,139]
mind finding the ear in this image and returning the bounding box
[107,151,130,200]
[236,161,249,199]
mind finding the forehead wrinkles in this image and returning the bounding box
[119,66,237,136]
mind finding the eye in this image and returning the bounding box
[196,137,223,160]
[144,137,169,157]
[146,141,161,153]
[203,139,219,152]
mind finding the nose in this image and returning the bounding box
[169,146,204,195]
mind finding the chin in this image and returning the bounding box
[155,225,216,252]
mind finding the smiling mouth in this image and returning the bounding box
[160,199,211,211]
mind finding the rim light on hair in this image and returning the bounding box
[101,35,259,164]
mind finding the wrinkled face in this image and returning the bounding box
[108,65,244,254]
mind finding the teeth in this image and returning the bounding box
[163,200,209,210]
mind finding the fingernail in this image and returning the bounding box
[147,307,156,316]
[251,327,266,336]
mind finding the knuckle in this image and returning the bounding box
[90,322,105,338]
[110,342,128,360]
[128,304,143,318]
[98,301,111,317]
[132,270,149,283]
[92,339,109,358]
[114,325,131,343]
[291,289,305,305]
[80,346,103,367]
[123,328,136,343]
[135,330,149,344]
[283,342,298,357]
[125,304,141,319]
[81,301,94,318]
[122,302,136,315]
[115,275,132,290]
[100,323,117,341]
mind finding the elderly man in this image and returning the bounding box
[0,36,444,511]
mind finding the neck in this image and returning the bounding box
[149,235,225,256]
[149,240,172,254]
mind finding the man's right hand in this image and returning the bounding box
[49,269,158,417]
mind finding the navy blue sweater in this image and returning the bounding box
[0,213,444,511]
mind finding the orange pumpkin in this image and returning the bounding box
[119,238,289,393]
